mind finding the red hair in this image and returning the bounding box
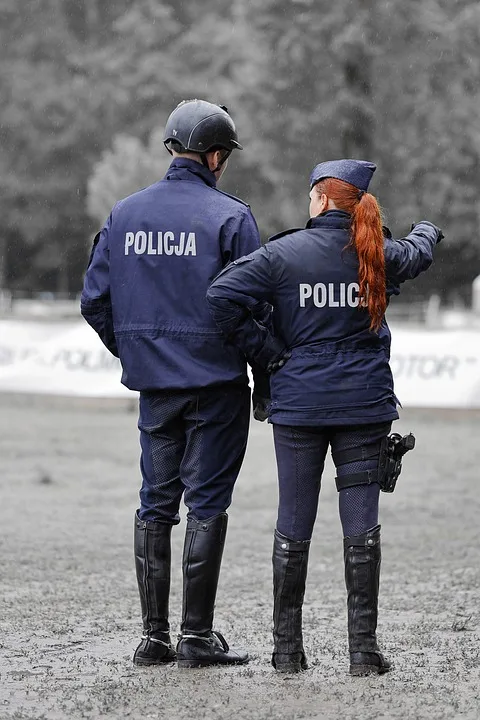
[313,178,386,332]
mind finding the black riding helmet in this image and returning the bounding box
[163,99,242,171]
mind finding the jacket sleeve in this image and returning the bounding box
[384,221,441,296]
[221,207,261,263]
[222,208,271,321]
[207,246,286,370]
[219,208,274,393]
[80,215,119,357]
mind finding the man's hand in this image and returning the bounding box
[252,394,270,422]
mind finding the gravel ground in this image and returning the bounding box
[0,396,479,720]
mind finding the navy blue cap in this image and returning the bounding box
[310,159,376,191]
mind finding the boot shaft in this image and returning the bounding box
[134,513,172,635]
[272,530,310,661]
[181,513,228,635]
[343,524,381,654]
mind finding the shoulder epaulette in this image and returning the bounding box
[215,188,250,208]
[267,228,303,243]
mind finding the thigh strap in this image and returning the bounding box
[334,440,382,492]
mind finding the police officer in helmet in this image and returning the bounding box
[207,159,443,675]
[81,99,267,668]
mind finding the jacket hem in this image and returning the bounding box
[269,407,399,427]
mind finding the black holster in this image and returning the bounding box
[377,432,415,493]
[335,432,415,494]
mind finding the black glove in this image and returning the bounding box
[266,350,292,374]
[410,222,444,243]
[252,393,269,422]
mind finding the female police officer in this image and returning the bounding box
[207,159,443,675]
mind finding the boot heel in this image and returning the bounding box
[350,663,390,676]
[133,635,176,666]
[274,661,305,673]
[177,658,203,668]
[350,663,380,676]
[177,631,248,667]
[349,651,391,676]
[272,651,308,673]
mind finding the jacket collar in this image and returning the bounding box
[306,210,351,230]
[164,157,217,188]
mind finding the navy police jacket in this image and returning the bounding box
[81,158,261,391]
[207,210,440,426]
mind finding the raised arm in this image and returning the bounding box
[384,221,443,296]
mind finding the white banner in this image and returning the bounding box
[1,320,480,407]
[390,328,480,408]
[0,320,133,398]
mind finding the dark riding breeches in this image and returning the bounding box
[273,422,392,541]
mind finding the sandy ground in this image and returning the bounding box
[0,396,479,720]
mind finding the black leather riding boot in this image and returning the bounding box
[271,529,310,673]
[344,524,391,676]
[176,513,248,668]
[133,512,176,665]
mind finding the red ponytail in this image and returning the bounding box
[314,178,386,332]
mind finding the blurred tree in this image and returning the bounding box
[372,0,480,300]
[1,0,479,301]
[0,0,118,291]
[91,0,279,235]
[87,129,171,225]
